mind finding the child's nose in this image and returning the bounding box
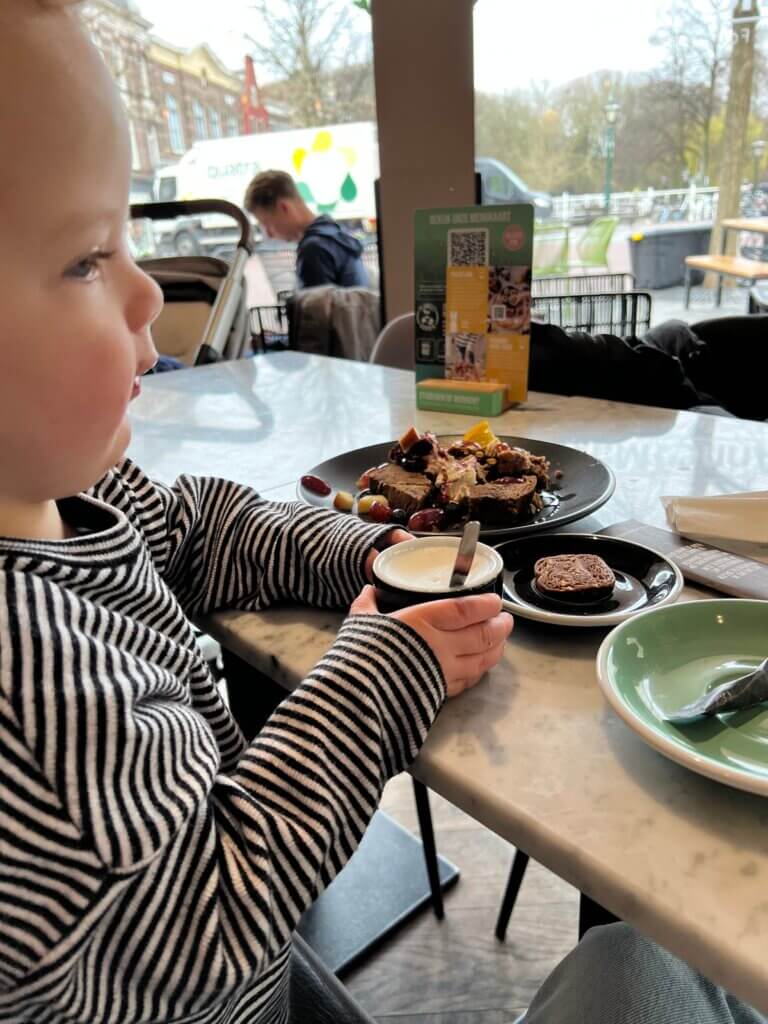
[127,263,164,335]
[127,265,162,375]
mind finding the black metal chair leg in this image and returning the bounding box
[578,892,620,939]
[411,779,444,919]
[495,849,530,941]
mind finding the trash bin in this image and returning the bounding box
[629,222,713,289]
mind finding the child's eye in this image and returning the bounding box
[64,249,115,281]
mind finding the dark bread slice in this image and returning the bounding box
[534,554,615,601]
[467,475,538,524]
[367,463,431,515]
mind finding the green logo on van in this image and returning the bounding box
[293,130,358,214]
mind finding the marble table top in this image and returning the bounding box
[130,353,768,1011]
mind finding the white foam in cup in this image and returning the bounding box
[374,537,503,595]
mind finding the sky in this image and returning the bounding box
[136,0,665,94]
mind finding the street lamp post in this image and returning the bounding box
[751,138,766,188]
[603,97,620,212]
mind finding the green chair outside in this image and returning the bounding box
[572,215,619,271]
[533,223,570,277]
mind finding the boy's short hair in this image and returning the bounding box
[244,170,300,212]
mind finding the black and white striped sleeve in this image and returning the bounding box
[0,572,444,1020]
[97,461,392,616]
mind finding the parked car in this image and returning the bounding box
[475,157,553,220]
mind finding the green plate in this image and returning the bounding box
[596,599,768,795]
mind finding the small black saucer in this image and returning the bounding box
[497,533,684,627]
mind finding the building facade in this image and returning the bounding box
[147,40,244,166]
[82,0,259,199]
[83,0,296,200]
[81,0,159,197]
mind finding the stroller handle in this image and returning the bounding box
[129,199,253,254]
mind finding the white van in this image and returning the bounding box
[152,121,551,256]
[153,121,379,255]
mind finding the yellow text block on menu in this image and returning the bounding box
[446,266,488,333]
[486,333,530,404]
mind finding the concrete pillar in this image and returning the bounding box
[372,0,476,320]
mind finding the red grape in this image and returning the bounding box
[407,508,445,532]
[368,501,393,523]
[301,474,331,497]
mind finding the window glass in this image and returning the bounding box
[474,0,767,229]
[193,99,207,140]
[92,1,378,279]
[166,94,184,153]
[157,175,177,201]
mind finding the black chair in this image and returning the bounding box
[290,932,375,1023]
[494,848,531,941]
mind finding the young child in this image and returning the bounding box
[5,7,763,1024]
[0,4,512,1023]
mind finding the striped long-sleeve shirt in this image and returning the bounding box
[0,460,446,1024]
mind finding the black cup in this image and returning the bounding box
[372,537,504,612]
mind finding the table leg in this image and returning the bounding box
[684,265,692,309]
[412,778,444,919]
[578,892,620,939]
[715,225,730,308]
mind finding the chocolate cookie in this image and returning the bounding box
[534,553,615,601]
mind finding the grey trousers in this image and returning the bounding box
[525,924,764,1024]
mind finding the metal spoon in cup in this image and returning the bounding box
[665,656,768,725]
[449,521,480,590]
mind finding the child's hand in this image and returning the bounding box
[364,528,412,581]
[350,586,513,697]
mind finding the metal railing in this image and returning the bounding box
[532,273,635,296]
[532,291,653,336]
[552,186,719,225]
[249,304,290,351]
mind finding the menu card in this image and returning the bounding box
[414,204,534,412]
[599,520,768,600]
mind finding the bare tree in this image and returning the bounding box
[651,0,731,181]
[248,0,372,126]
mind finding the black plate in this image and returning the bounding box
[497,533,684,626]
[298,435,616,539]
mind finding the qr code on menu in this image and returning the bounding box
[491,304,507,321]
[448,228,489,267]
